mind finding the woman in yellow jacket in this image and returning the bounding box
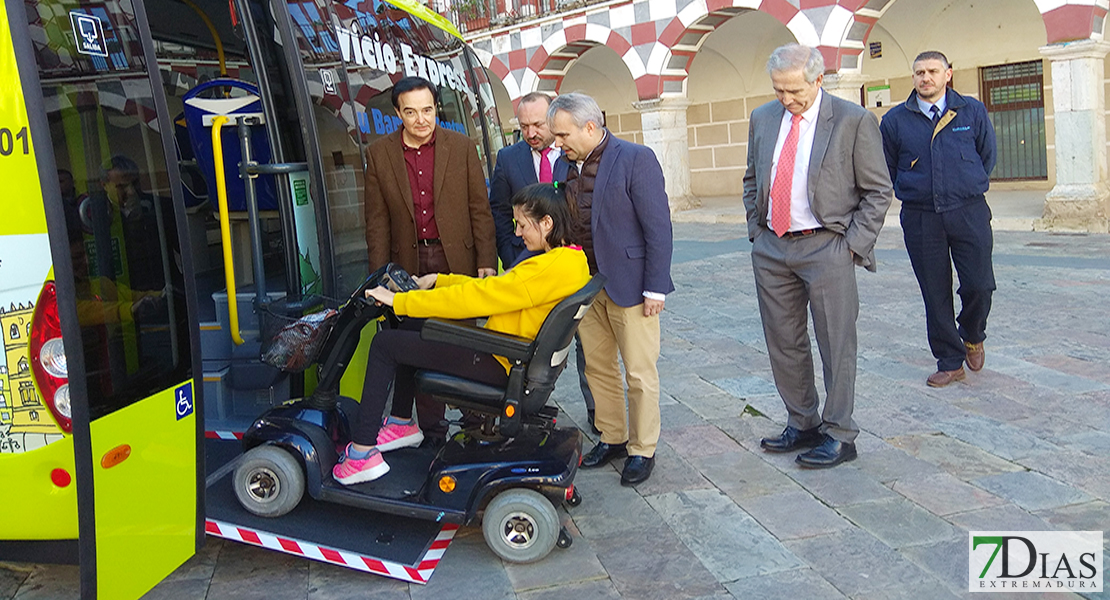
[334,183,591,485]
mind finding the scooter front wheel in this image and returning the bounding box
[233,445,305,518]
[482,488,559,563]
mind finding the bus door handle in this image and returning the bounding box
[210,114,245,346]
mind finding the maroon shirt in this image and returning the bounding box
[403,130,439,240]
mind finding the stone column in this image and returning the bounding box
[822,72,869,105]
[633,97,696,212]
[1036,40,1110,232]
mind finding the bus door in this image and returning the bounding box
[136,0,343,432]
[12,0,204,596]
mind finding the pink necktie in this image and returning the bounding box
[539,147,553,183]
[771,114,802,237]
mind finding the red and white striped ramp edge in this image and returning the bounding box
[205,519,459,584]
[203,430,459,584]
[205,430,244,440]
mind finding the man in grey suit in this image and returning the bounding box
[743,44,892,468]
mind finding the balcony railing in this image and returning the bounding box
[435,0,589,34]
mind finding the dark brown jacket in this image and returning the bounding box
[364,127,496,275]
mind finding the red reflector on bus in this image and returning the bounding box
[51,468,72,488]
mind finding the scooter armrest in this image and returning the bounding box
[420,319,534,363]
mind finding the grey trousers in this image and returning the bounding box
[750,228,860,443]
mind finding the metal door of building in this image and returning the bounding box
[980,60,1048,181]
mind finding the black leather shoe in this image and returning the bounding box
[581,442,627,469]
[586,409,600,435]
[760,426,824,453]
[620,455,654,486]
[796,436,857,468]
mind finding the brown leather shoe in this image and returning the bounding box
[927,367,966,388]
[965,342,985,372]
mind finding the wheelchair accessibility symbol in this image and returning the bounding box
[176,383,194,421]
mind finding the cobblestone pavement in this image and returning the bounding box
[4,222,1109,600]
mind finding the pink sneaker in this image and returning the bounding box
[333,444,390,485]
[375,419,424,452]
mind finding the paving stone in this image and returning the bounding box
[737,490,852,540]
[934,414,1061,461]
[0,565,30,599]
[591,523,729,600]
[646,489,803,582]
[140,578,212,600]
[1019,450,1110,502]
[688,447,800,501]
[206,541,310,600]
[677,392,748,422]
[783,529,936,596]
[1056,430,1110,457]
[660,401,712,431]
[665,424,744,459]
[974,471,1094,511]
[854,404,941,439]
[156,536,223,585]
[305,561,409,600]
[986,354,1109,394]
[632,440,716,496]
[711,376,779,399]
[891,472,1007,516]
[1033,500,1110,533]
[409,533,514,600]
[838,497,960,549]
[502,519,607,592]
[945,504,1052,532]
[569,467,664,538]
[898,536,971,596]
[851,583,962,600]
[516,579,622,600]
[787,465,901,507]
[712,413,784,454]
[853,447,943,484]
[723,567,847,599]
[887,434,1025,480]
[8,565,77,600]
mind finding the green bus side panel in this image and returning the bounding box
[90,381,196,600]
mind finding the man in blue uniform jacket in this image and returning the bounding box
[880,51,997,388]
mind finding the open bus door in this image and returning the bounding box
[2,0,205,596]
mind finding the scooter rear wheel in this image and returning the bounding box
[482,488,559,563]
[233,445,305,518]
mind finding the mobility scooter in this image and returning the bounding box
[230,264,605,563]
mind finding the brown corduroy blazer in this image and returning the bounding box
[364,127,497,276]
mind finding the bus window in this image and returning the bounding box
[27,0,192,419]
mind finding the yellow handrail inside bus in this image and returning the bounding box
[180,0,227,76]
[210,115,244,345]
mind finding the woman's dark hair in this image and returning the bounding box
[511,182,577,249]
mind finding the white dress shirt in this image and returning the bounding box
[768,90,824,233]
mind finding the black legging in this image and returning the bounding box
[352,328,509,446]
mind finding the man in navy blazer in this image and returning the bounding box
[549,92,674,486]
[488,92,569,268]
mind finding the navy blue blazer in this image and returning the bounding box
[573,133,674,308]
[488,140,569,267]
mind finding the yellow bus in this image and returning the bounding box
[0,0,503,593]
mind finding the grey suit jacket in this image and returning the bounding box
[742,92,892,271]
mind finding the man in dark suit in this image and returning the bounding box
[488,92,569,267]
[549,92,674,486]
[743,44,892,468]
[363,76,497,442]
[488,93,598,433]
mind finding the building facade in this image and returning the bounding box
[455,0,1110,231]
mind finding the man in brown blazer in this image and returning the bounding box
[363,76,497,443]
[364,76,497,278]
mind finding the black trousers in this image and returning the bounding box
[352,328,508,447]
[901,200,995,372]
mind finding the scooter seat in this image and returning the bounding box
[414,370,506,412]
